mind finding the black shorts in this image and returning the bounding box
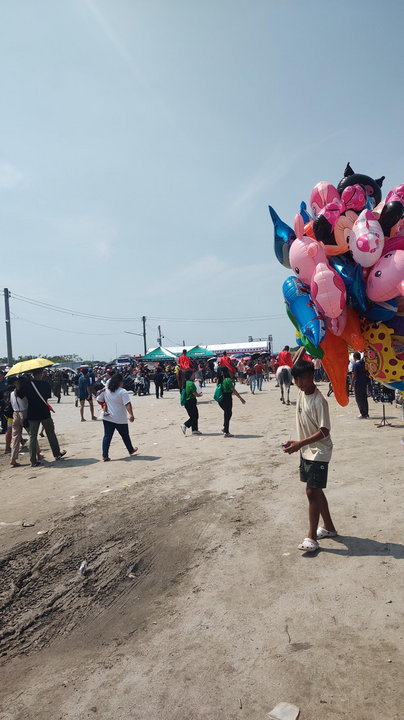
[299,457,329,489]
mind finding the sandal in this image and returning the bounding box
[129,447,138,455]
[298,538,319,552]
[317,527,338,539]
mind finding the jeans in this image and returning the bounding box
[29,417,61,465]
[249,375,256,393]
[219,393,233,433]
[355,385,369,417]
[102,420,135,458]
[256,373,263,391]
[184,398,198,431]
[154,380,164,398]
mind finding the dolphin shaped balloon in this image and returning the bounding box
[268,206,295,269]
[282,275,325,347]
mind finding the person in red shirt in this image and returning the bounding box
[178,350,192,390]
[219,351,236,377]
[178,350,192,371]
[254,359,265,391]
[277,345,294,368]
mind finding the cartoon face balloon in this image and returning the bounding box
[309,181,340,219]
[337,162,385,208]
[351,209,385,267]
[366,249,404,302]
[290,215,346,318]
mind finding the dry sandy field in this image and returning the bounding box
[0,378,403,720]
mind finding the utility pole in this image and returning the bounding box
[142,316,147,355]
[4,288,13,365]
[157,325,163,347]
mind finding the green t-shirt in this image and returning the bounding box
[185,380,197,401]
[222,377,234,394]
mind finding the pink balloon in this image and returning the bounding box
[289,215,318,284]
[290,214,346,318]
[325,306,348,336]
[309,181,340,219]
[366,249,404,302]
[351,209,385,267]
[384,235,404,253]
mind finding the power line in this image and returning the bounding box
[147,314,285,323]
[9,293,143,322]
[11,313,123,336]
[3,291,284,324]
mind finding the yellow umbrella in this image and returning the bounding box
[6,357,54,377]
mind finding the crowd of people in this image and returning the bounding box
[1,346,402,471]
[1,346,403,551]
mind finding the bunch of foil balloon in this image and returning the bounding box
[269,163,404,406]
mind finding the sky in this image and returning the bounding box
[1,0,404,360]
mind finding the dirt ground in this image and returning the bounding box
[1,379,403,720]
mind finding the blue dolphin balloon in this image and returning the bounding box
[363,298,398,323]
[282,275,325,348]
[299,201,311,224]
[268,206,295,269]
[329,255,367,313]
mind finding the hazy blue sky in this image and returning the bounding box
[1,0,404,360]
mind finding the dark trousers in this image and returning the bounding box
[155,380,164,398]
[355,385,369,417]
[219,394,233,433]
[184,398,198,431]
[102,420,134,458]
[29,417,61,465]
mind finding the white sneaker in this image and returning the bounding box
[357,415,369,419]
[180,424,187,435]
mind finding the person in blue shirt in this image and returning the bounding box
[78,368,97,422]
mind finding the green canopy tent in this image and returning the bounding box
[142,347,177,362]
[186,345,215,358]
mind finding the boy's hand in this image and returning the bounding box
[282,440,301,454]
[241,398,246,404]
[129,415,134,422]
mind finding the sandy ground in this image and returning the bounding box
[0,379,403,720]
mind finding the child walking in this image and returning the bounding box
[216,366,246,437]
[283,360,337,553]
[181,370,202,436]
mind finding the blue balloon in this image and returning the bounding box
[329,255,367,313]
[268,206,294,269]
[282,276,325,347]
[299,201,311,224]
[362,298,398,323]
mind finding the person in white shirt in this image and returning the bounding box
[283,360,337,553]
[97,373,138,461]
[237,359,246,384]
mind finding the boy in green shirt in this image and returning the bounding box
[181,370,202,436]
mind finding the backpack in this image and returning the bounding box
[213,384,224,403]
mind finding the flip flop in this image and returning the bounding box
[298,538,319,552]
[317,527,338,539]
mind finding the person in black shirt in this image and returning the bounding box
[351,352,369,419]
[23,369,66,467]
[154,364,165,399]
